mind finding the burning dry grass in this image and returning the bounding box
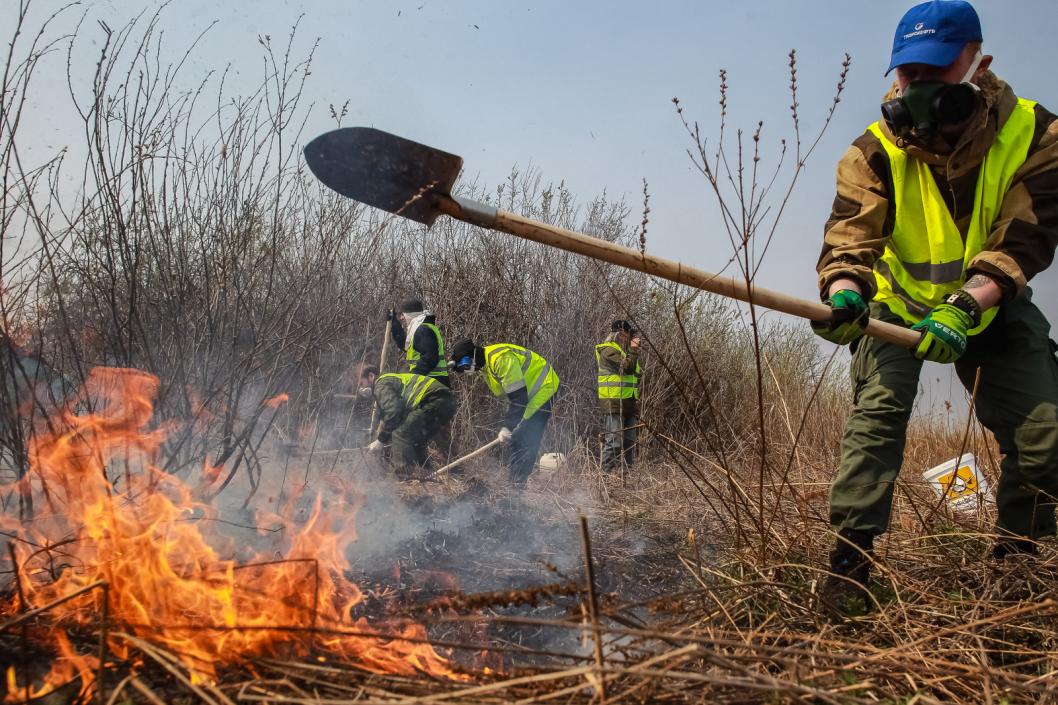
[6,402,1056,704]
[1,367,470,703]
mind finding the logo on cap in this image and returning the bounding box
[904,24,936,39]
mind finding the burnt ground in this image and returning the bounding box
[1,458,694,696]
[345,474,690,670]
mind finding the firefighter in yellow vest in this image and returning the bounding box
[358,366,455,476]
[811,0,1058,612]
[448,339,559,487]
[388,299,450,387]
[596,320,642,473]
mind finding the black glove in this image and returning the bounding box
[385,308,395,323]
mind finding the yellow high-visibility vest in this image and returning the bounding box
[483,344,559,419]
[595,342,639,400]
[868,97,1037,334]
[377,372,442,414]
[405,322,449,379]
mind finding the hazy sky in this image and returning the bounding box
[11,0,1058,414]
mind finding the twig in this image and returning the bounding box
[236,666,596,704]
[0,579,109,632]
[115,632,236,705]
[129,676,168,705]
[103,675,133,705]
[97,582,109,705]
[7,542,30,704]
[579,515,607,702]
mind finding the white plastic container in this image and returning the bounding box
[536,452,565,473]
[922,453,990,512]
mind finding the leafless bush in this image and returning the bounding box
[2,3,844,507]
[1,2,987,546]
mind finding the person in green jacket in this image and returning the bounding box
[448,339,559,487]
[358,366,455,476]
[811,0,1058,613]
[596,320,642,474]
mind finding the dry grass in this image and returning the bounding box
[7,444,1054,704]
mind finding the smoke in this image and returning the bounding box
[186,444,587,588]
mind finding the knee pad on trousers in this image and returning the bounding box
[1014,420,1058,473]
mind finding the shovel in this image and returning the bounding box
[424,438,503,480]
[368,317,393,434]
[303,127,919,348]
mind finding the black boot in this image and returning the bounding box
[992,536,1038,560]
[988,535,1042,603]
[819,528,875,616]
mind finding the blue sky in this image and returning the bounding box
[12,0,1058,414]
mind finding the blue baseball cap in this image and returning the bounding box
[886,1,982,76]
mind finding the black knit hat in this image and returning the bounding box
[448,339,477,362]
[611,319,636,334]
[398,298,424,313]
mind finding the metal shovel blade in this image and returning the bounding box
[303,127,463,226]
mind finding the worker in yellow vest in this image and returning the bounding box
[595,320,641,474]
[357,366,455,477]
[811,0,1058,613]
[448,339,559,487]
[388,299,449,387]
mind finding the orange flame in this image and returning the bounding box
[263,392,289,409]
[200,456,224,484]
[1,367,466,700]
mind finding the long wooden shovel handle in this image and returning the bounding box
[369,318,393,433]
[426,438,503,479]
[440,197,920,349]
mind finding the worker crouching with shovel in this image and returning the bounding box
[358,366,456,479]
[448,340,560,488]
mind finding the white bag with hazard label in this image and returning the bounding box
[922,453,991,512]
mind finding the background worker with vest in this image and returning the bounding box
[358,365,456,477]
[388,299,450,386]
[596,320,642,474]
[811,0,1058,612]
[448,339,560,487]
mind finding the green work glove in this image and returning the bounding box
[811,289,869,345]
[910,303,972,363]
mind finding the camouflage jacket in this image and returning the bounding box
[817,71,1058,302]
[597,341,640,416]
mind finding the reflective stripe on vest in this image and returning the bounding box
[595,342,638,400]
[377,372,441,415]
[483,343,560,419]
[405,322,449,378]
[868,97,1037,334]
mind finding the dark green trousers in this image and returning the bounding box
[507,398,552,486]
[830,291,1058,538]
[391,391,456,470]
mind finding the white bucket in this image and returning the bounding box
[536,452,565,473]
[921,453,990,512]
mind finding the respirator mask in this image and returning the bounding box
[449,354,477,374]
[881,51,983,139]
